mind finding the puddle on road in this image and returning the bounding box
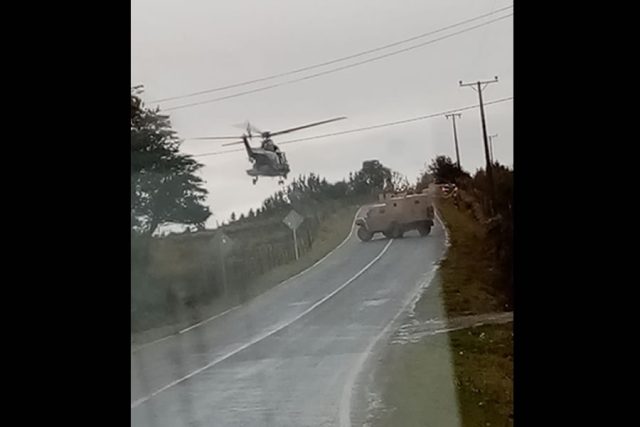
[287,301,311,307]
[362,298,390,308]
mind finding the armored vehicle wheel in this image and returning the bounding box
[388,222,403,238]
[357,226,373,242]
[418,223,432,236]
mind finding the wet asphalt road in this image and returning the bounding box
[131,217,447,427]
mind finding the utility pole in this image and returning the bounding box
[444,113,462,169]
[459,76,499,214]
[488,133,498,164]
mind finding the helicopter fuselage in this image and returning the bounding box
[242,136,290,178]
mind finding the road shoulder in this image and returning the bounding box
[358,198,513,427]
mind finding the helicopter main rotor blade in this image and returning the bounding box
[189,136,242,140]
[269,117,347,137]
[221,140,246,147]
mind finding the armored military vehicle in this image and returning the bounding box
[355,191,435,241]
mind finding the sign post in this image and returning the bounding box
[211,231,233,296]
[283,209,304,260]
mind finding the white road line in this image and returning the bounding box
[130,207,365,354]
[131,334,176,354]
[253,206,363,297]
[177,305,242,334]
[131,237,393,410]
[132,306,242,353]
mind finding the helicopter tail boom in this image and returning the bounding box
[240,135,254,161]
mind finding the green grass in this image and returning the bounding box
[131,204,359,347]
[448,324,513,426]
[366,197,513,427]
[430,199,510,317]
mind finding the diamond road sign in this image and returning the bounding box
[283,209,304,230]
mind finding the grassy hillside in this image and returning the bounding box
[131,201,360,343]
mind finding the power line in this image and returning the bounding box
[163,13,513,112]
[190,96,513,159]
[164,14,512,111]
[152,5,513,104]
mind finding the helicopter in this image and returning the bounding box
[193,117,346,184]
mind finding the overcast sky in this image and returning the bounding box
[132,0,513,227]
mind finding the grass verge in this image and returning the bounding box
[429,199,510,317]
